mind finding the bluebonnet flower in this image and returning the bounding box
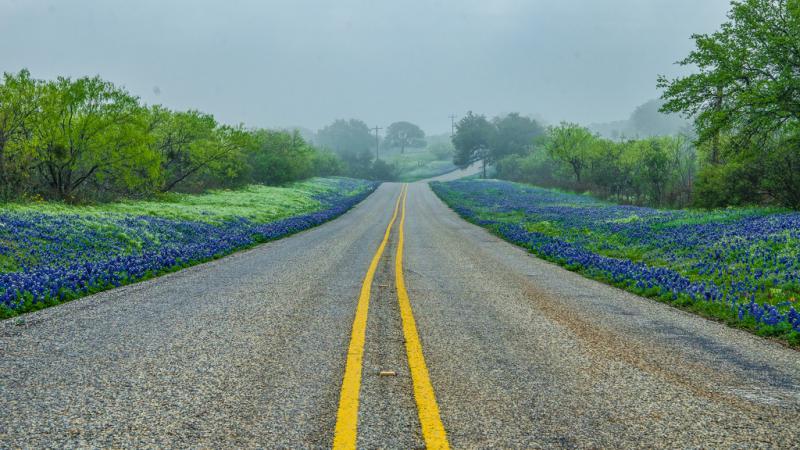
[431,179,800,334]
[0,180,378,311]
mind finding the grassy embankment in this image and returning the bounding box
[0,177,376,317]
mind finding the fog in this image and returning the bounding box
[0,0,730,133]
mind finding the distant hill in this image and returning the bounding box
[588,99,691,140]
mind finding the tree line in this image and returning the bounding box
[452,113,696,208]
[454,0,800,210]
[314,119,428,181]
[0,70,347,202]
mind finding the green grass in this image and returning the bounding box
[383,149,457,182]
[3,177,358,224]
[0,177,376,318]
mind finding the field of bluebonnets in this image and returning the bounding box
[0,177,376,318]
[432,179,800,346]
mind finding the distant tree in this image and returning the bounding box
[316,119,373,156]
[492,113,545,159]
[429,141,454,161]
[384,121,426,154]
[368,159,398,181]
[452,111,495,178]
[545,123,595,185]
[628,99,689,137]
[316,119,374,176]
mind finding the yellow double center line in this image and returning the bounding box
[333,184,449,449]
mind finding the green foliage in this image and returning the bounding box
[452,111,495,177]
[384,148,456,181]
[452,112,545,179]
[492,112,545,159]
[5,177,355,224]
[147,106,242,192]
[0,69,39,200]
[428,140,454,161]
[368,159,398,181]
[316,118,373,158]
[692,155,763,208]
[245,129,318,186]
[496,123,697,207]
[0,70,348,202]
[384,121,426,154]
[30,75,159,200]
[315,118,382,179]
[659,0,800,208]
[545,123,595,185]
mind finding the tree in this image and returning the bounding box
[316,119,373,157]
[658,0,800,157]
[384,121,426,154]
[545,123,595,185]
[659,0,800,208]
[0,69,39,199]
[629,99,689,137]
[246,129,317,185]
[452,111,495,178]
[30,76,158,200]
[316,119,374,177]
[492,113,545,159]
[147,107,248,192]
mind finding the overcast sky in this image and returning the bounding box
[0,0,731,134]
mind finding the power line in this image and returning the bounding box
[372,125,382,160]
[448,114,457,137]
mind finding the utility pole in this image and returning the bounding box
[448,114,457,137]
[372,125,382,160]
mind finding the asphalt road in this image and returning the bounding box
[2,180,799,448]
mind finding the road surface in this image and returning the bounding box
[1,182,799,448]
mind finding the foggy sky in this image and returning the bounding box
[0,0,731,134]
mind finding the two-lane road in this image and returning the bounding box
[2,181,799,448]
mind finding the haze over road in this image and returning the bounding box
[2,181,799,448]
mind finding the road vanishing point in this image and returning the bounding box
[2,172,800,448]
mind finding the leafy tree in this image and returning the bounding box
[384,121,426,154]
[148,107,248,192]
[452,111,495,178]
[0,70,353,201]
[0,69,39,199]
[545,123,595,185]
[658,0,800,157]
[316,118,375,177]
[310,149,345,176]
[316,118,373,157]
[586,139,629,199]
[492,113,545,159]
[659,0,800,207]
[30,76,158,200]
[246,129,317,185]
[368,159,398,181]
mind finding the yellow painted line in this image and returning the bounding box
[395,185,451,449]
[333,185,405,450]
